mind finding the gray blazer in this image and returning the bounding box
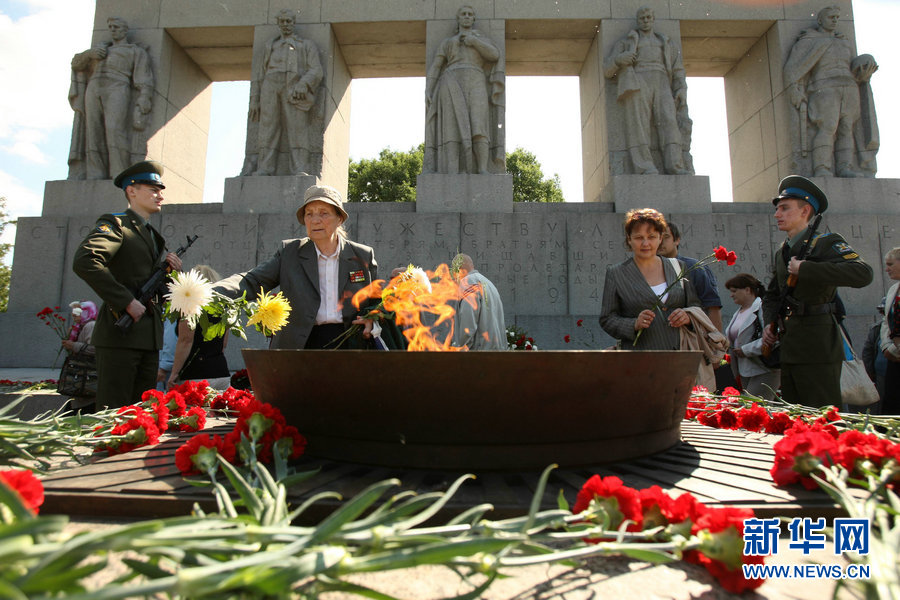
[215,237,377,349]
[599,257,700,350]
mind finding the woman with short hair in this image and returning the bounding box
[600,208,699,350]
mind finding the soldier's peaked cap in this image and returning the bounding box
[772,174,827,215]
[114,160,166,190]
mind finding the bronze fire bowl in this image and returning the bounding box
[242,349,701,470]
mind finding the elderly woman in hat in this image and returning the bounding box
[213,185,380,349]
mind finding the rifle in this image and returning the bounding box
[115,234,199,333]
[762,214,822,357]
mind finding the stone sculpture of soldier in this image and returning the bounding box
[783,5,879,178]
[68,17,154,180]
[604,6,692,176]
[248,9,323,177]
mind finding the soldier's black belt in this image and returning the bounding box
[785,299,836,317]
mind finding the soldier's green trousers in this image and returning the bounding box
[95,346,158,409]
[779,362,842,408]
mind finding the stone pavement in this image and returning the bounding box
[62,517,860,599]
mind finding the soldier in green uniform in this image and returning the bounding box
[762,175,873,407]
[73,161,182,408]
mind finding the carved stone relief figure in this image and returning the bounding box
[245,9,324,177]
[68,17,154,180]
[603,6,692,175]
[424,5,505,175]
[784,5,879,177]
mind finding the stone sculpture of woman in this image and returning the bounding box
[424,5,505,175]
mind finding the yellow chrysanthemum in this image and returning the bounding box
[247,289,291,336]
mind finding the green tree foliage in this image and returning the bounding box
[506,147,564,203]
[0,197,13,312]
[347,145,566,203]
[348,144,424,203]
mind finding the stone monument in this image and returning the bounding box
[417,4,512,213]
[67,16,154,181]
[783,5,879,178]
[241,9,324,178]
[423,5,504,175]
[2,0,897,372]
[603,7,692,176]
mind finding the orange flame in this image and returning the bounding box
[351,264,466,351]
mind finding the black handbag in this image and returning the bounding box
[751,310,781,369]
[56,349,98,398]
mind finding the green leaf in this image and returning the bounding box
[617,546,678,564]
[307,479,400,545]
[557,488,570,511]
[216,455,264,518]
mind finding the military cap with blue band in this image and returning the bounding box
[113,160,166,190]
[772,174,827,215]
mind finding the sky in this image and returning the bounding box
[1,0,899,262]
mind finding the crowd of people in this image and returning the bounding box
[68,160,889,414]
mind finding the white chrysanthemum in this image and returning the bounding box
[398,265,432,294]
[71,307,83,318]
[165,269,214,321]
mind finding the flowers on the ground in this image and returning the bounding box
[178,393,307,476]
[247,289,292,337]
[574,475,643,533]
[164,269,214,326]
[573,475,764,593]
[174,433,235,476]
[506,325,537,350]
[0,469,44,515]
[634,245,738,344]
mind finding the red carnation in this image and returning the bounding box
[771,429,838,489]
[576,319,584,327]
[176,406,207,432]
[697,409,720,428]
[169,380,209,407]
[106,411,161,455]
[837,430,889,473]
[573,475,643,534]
[721,386,739,397]
[175,433,234,476]
[0,469,44,514]
[764,411,794,434]
[713,246,729,261]
[689,505,764,593]
[737,403,769,432]
[717,408,739,430]
[564,335,571,343]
